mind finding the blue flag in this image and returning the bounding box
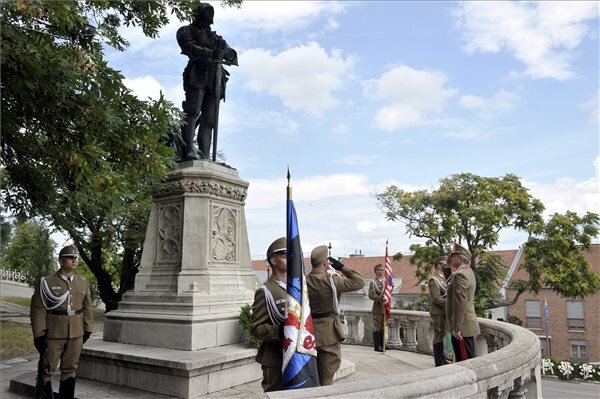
[281,172,320,389]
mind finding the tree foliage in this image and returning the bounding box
[0,0,241,310]
[0,220,55,287]
[523,211,600,297]
[376,173,599,311]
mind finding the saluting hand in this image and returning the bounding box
[328,257,344,271]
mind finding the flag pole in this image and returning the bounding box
[383,239,388,353]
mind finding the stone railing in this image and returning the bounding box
[0,269,29,285]
[268,309,541,399]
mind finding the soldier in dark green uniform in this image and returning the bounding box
[368,264,385,352]
[445,243,480,361]
[250,237,287,392]
[30,245,93,399]
[306,245,365,385]
[428,256,448,366]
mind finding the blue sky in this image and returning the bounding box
[106,1,599,259]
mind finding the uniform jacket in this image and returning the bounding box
[445,266,480,337]
[251,276,286,368]
[368,279,385,315]
[30,272,93,339]
[306,266,365,347]
[428,274,447,316]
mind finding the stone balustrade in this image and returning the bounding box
[268,309,541,398]
[0,269,29,284]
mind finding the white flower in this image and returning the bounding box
[558,361,574,378]
[579,364,594,379]
[542,358,554,374]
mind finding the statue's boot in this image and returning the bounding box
[181,114,198,161]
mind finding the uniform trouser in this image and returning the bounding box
[44,337,83,382]
[451,335,475,362]
[316,342,341,386]
[260,365,281,392]
[430,314,446,343]
[372,312,384,332]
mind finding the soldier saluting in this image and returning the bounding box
[30,245,93,399]
[445,242,480,361]
[177,2,238,161]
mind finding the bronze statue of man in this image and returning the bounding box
[177,2,238,161]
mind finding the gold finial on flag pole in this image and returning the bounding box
[328,242,332,257]
[287,165,292,199]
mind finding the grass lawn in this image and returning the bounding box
[0,321,35,359]
[0,296,31,307]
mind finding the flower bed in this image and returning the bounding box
[542,358,600,382]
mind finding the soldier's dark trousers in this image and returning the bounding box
[260,366,282,392]
[451,336,475,362]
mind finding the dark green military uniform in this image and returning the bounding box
[428,256,448,367]
[446,243,480,361]
[368,267,385,352]
[306,246,365,385]
[250,275,287,392]
[31,273,93,380]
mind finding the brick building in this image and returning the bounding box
[506,244,600,363]
[251,244,600,362]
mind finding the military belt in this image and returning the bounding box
[47,309,83,316]
[311,311,339,319]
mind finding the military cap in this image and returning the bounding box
[310,245,329,266]
[59,245,79,258]
[373,263,384,272]
[450,242,471,260]
[266,237,287,259]
[433,256,447,266]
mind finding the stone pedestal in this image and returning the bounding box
[79,161,261,398]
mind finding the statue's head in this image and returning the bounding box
[194,2,214,27]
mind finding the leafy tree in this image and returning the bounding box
[522,211,600,297]
[1,0,241,311]
[0,220,56,287]
[376,173,599,311]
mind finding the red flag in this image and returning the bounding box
[383,241,394,320]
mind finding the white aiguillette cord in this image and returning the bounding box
[40,277,71,313]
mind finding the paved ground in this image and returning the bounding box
[0,281,34,298]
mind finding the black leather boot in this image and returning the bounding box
[42,380,55,399]
[374,331,384,352]
[58,377,75,399]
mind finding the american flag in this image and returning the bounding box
[383,240,394,321]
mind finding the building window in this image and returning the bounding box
[570,340,587,362]
[525,300,541,329]
[566,301,584,330]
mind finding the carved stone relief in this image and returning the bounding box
[153,178,247,202]
[211,206,237,262]
[157,203,182,263]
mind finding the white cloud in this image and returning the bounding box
[123,76,166,101]
[453,2,598,80]
[580,90,599,124]
[363,65,457,131]
[219,102,300,135]
[459,89,519,118]
[240,42,356,116]
[333,122,350,135]
[245,173,422,258]
[213,1,348,34]
[334,155,381,166]
[525,156,600,217]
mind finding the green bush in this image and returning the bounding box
[239,304,261,349]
